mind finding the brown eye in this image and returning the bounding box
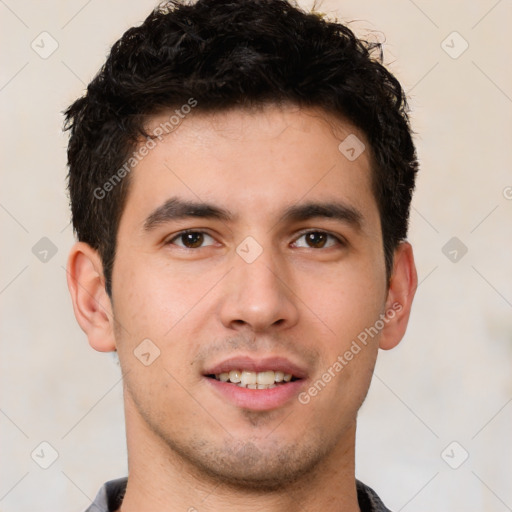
[305,232,328,248]
[168,231,215,248]
[292,231,342,249]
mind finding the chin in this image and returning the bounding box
[168,435,329,492]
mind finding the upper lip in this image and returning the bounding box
[203,355,308,379]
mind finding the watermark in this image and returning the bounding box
[31,31,59,59]
[32,236,58,263]
[441,31,469,60]
[31,441,59,469]
[134,338,161,366]
[441,236,468,263]
[236,236,263,264]
[298,301,402,405]
[441,441,469,469]
[93,97,198,200]
[338,133,365,161]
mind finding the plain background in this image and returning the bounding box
[1,0,511,510]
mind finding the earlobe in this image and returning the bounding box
[66,242,117,352]
[379,242,418,351]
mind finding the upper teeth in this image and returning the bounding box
[214,370,293,388]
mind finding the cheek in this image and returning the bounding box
[296,264,385,405]
[110,255,215,379]
[112,254,195,338]
[301,262,387,343]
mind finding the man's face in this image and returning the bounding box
[111,105,391,488]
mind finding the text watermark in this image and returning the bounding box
[298,301,402,405]
[93,97,198,200]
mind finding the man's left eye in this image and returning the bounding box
[292,231,343,249]
[168,231,216,249]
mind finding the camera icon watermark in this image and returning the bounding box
[441,441,469,469]
[442,236,468,263]
[236,236,263,264]
[134,338,161,366]
[441,31,469,59]
[31,441,59,469]
[338,134,365,161]
[32,237,58,263]
[31,31,59,59]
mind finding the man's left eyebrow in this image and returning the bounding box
[278,201,364,230]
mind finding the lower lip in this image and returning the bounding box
[204,377,305,411]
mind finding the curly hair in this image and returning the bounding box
[64,0,418,296]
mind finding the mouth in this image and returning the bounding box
[202,356,307,411]
[206,370,299,389]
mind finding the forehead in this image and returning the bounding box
[121,104,379,231]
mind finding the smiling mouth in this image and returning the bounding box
[206,370,300,389]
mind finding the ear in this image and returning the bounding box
[379,241,418,350]
[66,242,116,352]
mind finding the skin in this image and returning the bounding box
[67,104,417,512]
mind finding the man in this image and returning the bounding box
[64,0,418,510]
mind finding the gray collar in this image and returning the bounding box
[85,477,392,512]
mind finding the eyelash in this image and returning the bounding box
[166,229,346,249]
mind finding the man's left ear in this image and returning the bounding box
[379,241,418,350]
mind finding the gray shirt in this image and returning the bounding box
[84,477,392,511]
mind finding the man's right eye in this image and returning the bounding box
[167,230,216,249]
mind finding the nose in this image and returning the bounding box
[218,244,299,333]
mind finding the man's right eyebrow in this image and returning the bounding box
[143,197,235,232]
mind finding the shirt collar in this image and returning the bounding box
[86,477,392,512]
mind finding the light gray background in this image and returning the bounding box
[1,1,511,511]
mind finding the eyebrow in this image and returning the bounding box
[143,197,234,231]
[279,201,363,230]
[143,197,363,232]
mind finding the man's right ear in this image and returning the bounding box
[66,242,116,352]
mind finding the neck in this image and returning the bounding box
[119,399,360,512]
